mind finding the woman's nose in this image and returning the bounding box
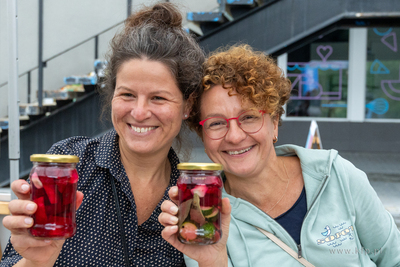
[131,99,151,121]
[224,120,247,143]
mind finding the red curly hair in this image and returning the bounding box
[187,44,291,137]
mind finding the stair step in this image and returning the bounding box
[223,0,256,5]
[64,72,97,85]
[187,11,226,23]
[19,103,48,116]
[184,22,203,37]
[43,90,85,100]
[0,115,30,131]
[94,60,107,78]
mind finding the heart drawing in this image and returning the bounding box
[316,45,333,62]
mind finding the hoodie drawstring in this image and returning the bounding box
[230,216,253,267]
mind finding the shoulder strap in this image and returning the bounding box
[256,227,315,267]
[110,175,131,266]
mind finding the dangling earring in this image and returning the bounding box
[273,136,278,144]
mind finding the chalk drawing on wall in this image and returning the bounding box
[288,45,346,101]
[381,32,398,52]
[320,98,389,118]
[381,67,400,101]
[373,28,393,37]
[370,59,390,74]
[365,98,389,118]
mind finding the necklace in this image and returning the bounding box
[266,157,291,214]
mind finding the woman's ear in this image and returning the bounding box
[272,115,279,136]
[183,95,194,120]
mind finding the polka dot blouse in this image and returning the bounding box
[1,129,186,266]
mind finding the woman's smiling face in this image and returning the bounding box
[200,85,278,178]
[112,58,189,157]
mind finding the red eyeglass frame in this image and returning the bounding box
[199,110,266,140]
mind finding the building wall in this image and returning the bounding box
[278,121,400,153]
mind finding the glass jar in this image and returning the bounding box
[29,154,79,239]
[177,163,223,245]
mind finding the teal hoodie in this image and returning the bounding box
[185,145,400,267]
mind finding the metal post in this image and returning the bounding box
[220,0,225,13]
[27,71,31,103]
[127,0,132,18]
[94,35,98,60]
[7,0,20,200]
[38,0,43,107]
[277,53,288,120]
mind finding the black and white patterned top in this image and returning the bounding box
[1,129,185,267]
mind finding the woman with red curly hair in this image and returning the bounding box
[159,44,400,267]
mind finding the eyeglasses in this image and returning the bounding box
[199,110,266,140]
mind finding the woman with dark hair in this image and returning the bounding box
[2,3,205,266]
[159,44,400,267]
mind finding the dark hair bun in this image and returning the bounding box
[125,2,182,31]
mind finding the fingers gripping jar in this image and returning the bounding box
[29,154,79,239]
[177,163,223,245]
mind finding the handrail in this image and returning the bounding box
[45,21,125,63]
[0,20,125,89]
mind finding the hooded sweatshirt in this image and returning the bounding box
[185,145,400,267]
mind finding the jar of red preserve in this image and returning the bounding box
[177,163,223,245]
[29,154,79,239]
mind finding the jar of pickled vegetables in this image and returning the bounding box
[177,163,223,245]
[29,154,79,239]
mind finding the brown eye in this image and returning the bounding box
[153,96,167,101]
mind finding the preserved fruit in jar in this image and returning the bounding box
[177,163,223,245]
[29,154,79,239]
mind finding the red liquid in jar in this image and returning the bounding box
[30,166,78,239]
[178,175,222,245]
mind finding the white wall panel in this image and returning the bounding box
[18,0,39,74]
[42,0,126,60]
[43,41,94,92]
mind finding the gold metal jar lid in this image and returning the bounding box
[177,162,223,171]
[30,154,80,163]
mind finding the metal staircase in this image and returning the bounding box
[195,0,400,55]
[186,0,275,36]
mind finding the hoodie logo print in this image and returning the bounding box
[317,222,354,246]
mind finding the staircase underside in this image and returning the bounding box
[198,0,400,55]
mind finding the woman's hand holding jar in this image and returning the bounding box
[3,178,83,267]
[159,185,231,267]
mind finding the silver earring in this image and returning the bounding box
[184,114,188,118]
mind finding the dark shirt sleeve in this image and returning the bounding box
[0,136,90,267]
[1,239,23,266]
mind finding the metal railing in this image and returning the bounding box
[0,22,125,98]
[0,0,132,104]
